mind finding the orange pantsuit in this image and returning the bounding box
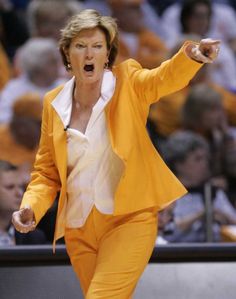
[65,206,157,298]
[20,42,202,297]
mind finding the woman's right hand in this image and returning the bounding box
[12,205,36,233]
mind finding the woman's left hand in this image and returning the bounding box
[187,38,221,63]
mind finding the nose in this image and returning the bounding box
[86,46,94,60]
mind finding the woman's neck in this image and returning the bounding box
[73,78,103,109]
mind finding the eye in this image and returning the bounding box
[94,44,102,49]
[76,43,85,49]
[5,184,14,190]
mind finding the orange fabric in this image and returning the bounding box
[65,206,157,298]
[20,43,202,248]
[0,125,37,167]
[116,29,168,69]
[151,83,236,137]
[13,93,42,120]
[0,44,11,90]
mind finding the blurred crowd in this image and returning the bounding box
[1,0,236,246]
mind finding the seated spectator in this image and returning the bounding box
[0,37,65,123]
[181,84,236,182]
[83,0,169,40]
[148,61,236,142]
[156,203,175,244]
[25,0,83,79]
[219,119,236,208]
[0,93,42,169]
[162,0,236,91]
[27,0,83,41]
[162,131,236,242]
[108,0,168,69]
[162,0,236,55]
[0,160,47,245]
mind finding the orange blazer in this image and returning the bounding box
[20,43,202,248]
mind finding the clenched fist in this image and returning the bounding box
[12,205,36,233]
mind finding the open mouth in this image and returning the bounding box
[84,64,94,72]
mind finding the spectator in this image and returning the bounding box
[156,203,175,244]
[161,0,236,91]
[181,84,236,182]
[0,160,47,245]
[0,37,65,123]
[0,93,42,169]
[83,0,169,40]
[27,0,83,41]
[162,0,236,51]
[108,0,168,69]
[162,131,236,242]
[148,57,236,143]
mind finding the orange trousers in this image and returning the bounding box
[65,206,158,299]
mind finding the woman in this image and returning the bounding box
[162,130,236,243]
[12,9,220,298]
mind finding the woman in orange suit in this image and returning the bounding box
[12,9,220,298]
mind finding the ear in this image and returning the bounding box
[63,47,70,62]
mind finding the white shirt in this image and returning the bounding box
[161,3,236,46]
[0,75,65,123]
[161,3,236,91]
[52,70,124,228]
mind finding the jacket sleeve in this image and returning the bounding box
[129,41,203,106]
[20,95,61,225]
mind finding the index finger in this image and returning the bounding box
[202,39,221,45]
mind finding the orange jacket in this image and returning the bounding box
[20,43,202,248]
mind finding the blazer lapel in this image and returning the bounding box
[52,112,67,187]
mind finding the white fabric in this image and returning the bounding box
[161,3,236,90]
[0,75,65,123]
[83,0,169,40]
[162,3,236,46]
[52,70,124,228]
[120,32,139,57]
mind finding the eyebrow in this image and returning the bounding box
[75,39,105,43]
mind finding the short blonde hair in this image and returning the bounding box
[59,9,119,71]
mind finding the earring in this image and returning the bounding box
[67,62,72,71]
[104,62,109,69]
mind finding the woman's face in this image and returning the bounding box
[67,27,109,85]
[186,4,210,36]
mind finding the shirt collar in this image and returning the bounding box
[51,70,116,128]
